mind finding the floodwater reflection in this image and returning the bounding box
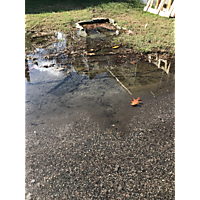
[25,30,175,96]
[25,31,174,137]
[148,53,172,74]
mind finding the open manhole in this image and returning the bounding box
[76,18,124,38]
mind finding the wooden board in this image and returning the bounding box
[143,0,154,11]
[144,0,175,18]
[159,1,175,17]
[170,6,175,17]
[148,0,165,15]
[155,0,161,9]
[167,0,172,10]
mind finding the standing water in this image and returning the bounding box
[25,30,174,138]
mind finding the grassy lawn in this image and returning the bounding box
[25,0,175,53]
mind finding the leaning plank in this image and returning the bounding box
[155,0,161,9]
[166,0,172,10]
[148,0,165,14]
[143,0,154,11]
[169,1,175,16]
[107,69,132,95]
[170,6,175,17]
[159,1,175,17]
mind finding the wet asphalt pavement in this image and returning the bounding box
[25,91,175,199]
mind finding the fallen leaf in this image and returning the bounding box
[87,52,95,56]
[53,68,64,71]
[112,46,119,49]
[87,53,95,56]
[130,61,135,64]
[130,97,142,106]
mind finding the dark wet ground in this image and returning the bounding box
[25,30,175,199]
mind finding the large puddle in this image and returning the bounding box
[25,30,175,137]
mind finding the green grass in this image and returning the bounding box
[25,0,175,53]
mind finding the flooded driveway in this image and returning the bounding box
[25,30,174,136]
[25,29,175,199]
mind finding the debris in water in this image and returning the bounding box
[107,69,132,95]
[33,61,38,65]
[112,46,119,49]
[130,61,136,64]
[130,97,142,106]
[86,52,95,56]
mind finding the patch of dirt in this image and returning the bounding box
[82,22,116,31]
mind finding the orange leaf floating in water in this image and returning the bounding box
[87,52,95,56]
[130,97,142,106]
[130,61,135,64]
[112,46,119,49]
